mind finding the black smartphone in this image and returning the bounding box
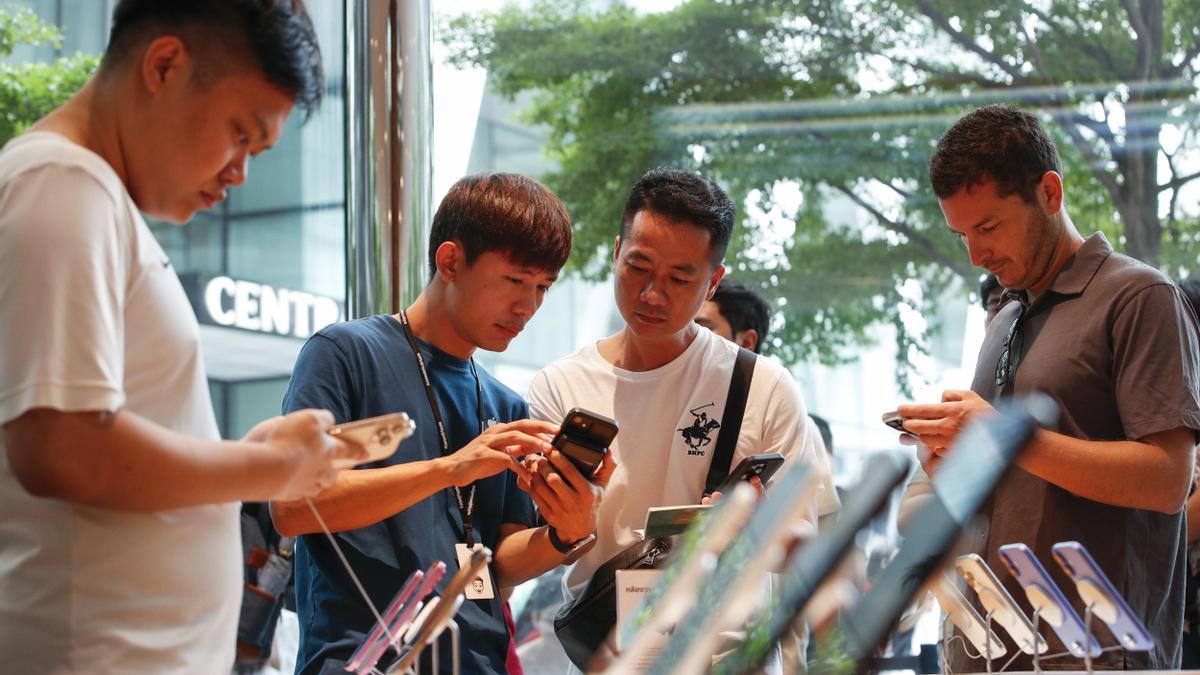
[714,453,785,494]
[882,410,905,431]
[550,407,618,478]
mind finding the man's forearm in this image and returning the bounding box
[272,457,453,536]
[1016,427,1194,514]
[4,408,291,510]
[494,525,569,588]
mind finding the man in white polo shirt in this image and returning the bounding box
[0,2,361,673]
[527,169,829,667]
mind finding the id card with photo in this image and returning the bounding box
[455,543,495,600]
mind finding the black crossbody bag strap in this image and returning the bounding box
[703,347,757,497]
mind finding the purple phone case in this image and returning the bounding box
[1051,541,1154,652]
[998,543,1100,658]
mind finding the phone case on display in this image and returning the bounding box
[828,395,1056,673]
[956,554,1047,656]
[710,451,912,675]
[997,543,1100,658]
[346,569,424,674]
[385,547,491,674]
[328,412,416,469]
[350,561,447,675]
[928,573,1008,660]
[641,461,823,675]
[609,484,758,672]
[1050,541,1154,652]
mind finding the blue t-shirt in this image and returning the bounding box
[282,314,537,675]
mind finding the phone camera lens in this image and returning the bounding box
[572,416,583,425]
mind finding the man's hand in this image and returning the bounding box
[896,389,995,467]
[700,475,765,506]
[521,450,616,544]
[439,419,553,488]
[267,409,367,501]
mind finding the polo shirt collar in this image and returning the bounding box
[1045,231,1112,298]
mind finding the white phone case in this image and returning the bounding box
[955,554,1047,655]
[328,412,415,468]
[928,573,1008,660]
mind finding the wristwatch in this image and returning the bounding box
[548,527,596,563]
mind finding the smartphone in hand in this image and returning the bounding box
[327,412,415,469]
[549,407,618,479]
[882,410,905,431]
[714,453,785,495]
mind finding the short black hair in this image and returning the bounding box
[620,168,735,268]
[428,173,573,278]
[929,104,1061,204]
[979,273,1001,310]
[103,1,324,120]
[710,278,771,354]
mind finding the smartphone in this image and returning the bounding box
[955,554,1047,655]
[998,543,1100,658]
[386,547,492,674]
[714,453,785,494]
[882,410,905,431]
[928,572,1008,660]
[1051,541,1154,652]
[328,412,415,469]
[550,408,618,478]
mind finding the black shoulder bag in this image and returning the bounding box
[553,347,757,669]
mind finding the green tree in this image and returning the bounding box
[443,0,1200,385]
[0,6,98,146]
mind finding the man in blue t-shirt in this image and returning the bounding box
[272,173,612,674]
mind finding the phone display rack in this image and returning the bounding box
[944,543,1152,675]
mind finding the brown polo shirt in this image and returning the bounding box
[947,232,1200,670]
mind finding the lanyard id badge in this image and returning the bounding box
[455,542,496,599]
[398,310,486,551]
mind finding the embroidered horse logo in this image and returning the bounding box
[678,403,720,454]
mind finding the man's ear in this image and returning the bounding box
[705,264,726,301]
[735,329,759,353]
[434,241,463,283]
[612,236,622,264]
[140,36,189,96]
[1039,171,1064,215]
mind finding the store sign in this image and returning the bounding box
[182,274,343,339]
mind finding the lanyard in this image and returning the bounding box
[398,310,485,547]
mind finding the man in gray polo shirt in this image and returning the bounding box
[897,105,1200,670]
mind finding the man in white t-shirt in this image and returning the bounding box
[0,2,363,673]
[526,168,827,637]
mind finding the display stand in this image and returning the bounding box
[378,618,460,675]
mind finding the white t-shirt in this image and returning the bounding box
[0,132,240,673]
[527,326,832,599]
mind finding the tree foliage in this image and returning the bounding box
[443,0,1200,385]
[0,6,98,146]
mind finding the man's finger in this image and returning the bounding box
[488,430,553,454]
[493,419,561,436]
[594,451,618,488]
[895,403,953,420]
[547,451,588,491]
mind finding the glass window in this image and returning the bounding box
[432,0,1200,481]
